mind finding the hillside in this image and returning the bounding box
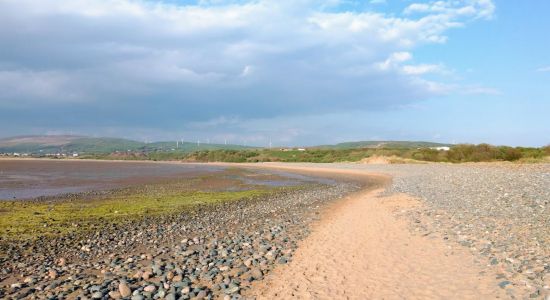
[0,135,251,154]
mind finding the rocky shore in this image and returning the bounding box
[358,163,550,299]
[3,162,548,299]
[1,182,361,299]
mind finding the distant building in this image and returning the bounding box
[431,146,451,151]
[72,153,79,157]
[297,148,306,151]
[13,152,20,157]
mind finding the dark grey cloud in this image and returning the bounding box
[0,0,495,142]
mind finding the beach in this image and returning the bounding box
[1,161,549,299]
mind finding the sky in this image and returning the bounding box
[0,0,548,147]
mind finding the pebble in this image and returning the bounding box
[357,163,550,299]
[119,282,132,297]
[143,285,156,293]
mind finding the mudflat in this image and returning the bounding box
[0,159,225,199]
[0,160,361,299]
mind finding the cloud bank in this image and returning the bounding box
[0,0,496,142]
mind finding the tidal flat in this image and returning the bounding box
[0,160,360,299]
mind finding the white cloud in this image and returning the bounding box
[377,52,413,70]
[402,63,445,75]
[0,0,497,135]
[370,0,387,4]
[536,66,550,72]
[404,0,495,20]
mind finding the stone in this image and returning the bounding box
[196,290,207,298]
[143,285,156,293]
[250,268,263,280]
[119,282,132,297]
[142,271,153,280]
[109,291,121,299]
[10,283,22,289]
[225,284,239,294]
[58,258,67,266]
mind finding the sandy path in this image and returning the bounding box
[245,165,505,299]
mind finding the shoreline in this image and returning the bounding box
[250,188,507,299]
[1,161,548,298]
[1,156,549,165]
[1,164,367,299]
[218,162,548,298]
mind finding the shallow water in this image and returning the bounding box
[0,160,328,199]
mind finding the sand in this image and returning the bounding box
[241,164,506,299]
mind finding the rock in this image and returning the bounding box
[225,284,239,294]
[165,293,176,300]
[250,268,263,280]
[143,285,156,293]
[0,176,362,299]
[48,269,58,279]
[10,283,22,289]
[24,276,36,284]
[119,282,132,297]
[58,257,67,266]
[166,271,174,280]
[142,271,153,280]
[109,291,121,299]
[196,290,207,298]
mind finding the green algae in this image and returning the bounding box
[0,189,271,240]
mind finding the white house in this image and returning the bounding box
[431,146,451,151]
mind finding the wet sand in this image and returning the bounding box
[0,159,326,199]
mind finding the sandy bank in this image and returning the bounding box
[234,163,508,299]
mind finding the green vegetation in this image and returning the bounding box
[1,135,547,163]
[0,135,252,154]
[316,140,452,149]
[0,189,271,240]
[180,144,550,163]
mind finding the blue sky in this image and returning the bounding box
[0,0,548,146]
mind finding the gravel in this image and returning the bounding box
[3,162,548,299]
[0,182,361,299]
[340,163,550,299]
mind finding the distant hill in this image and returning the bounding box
[0,135,252,154]
[314,140,453,149]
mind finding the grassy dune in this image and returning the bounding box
[182,144,550,163]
